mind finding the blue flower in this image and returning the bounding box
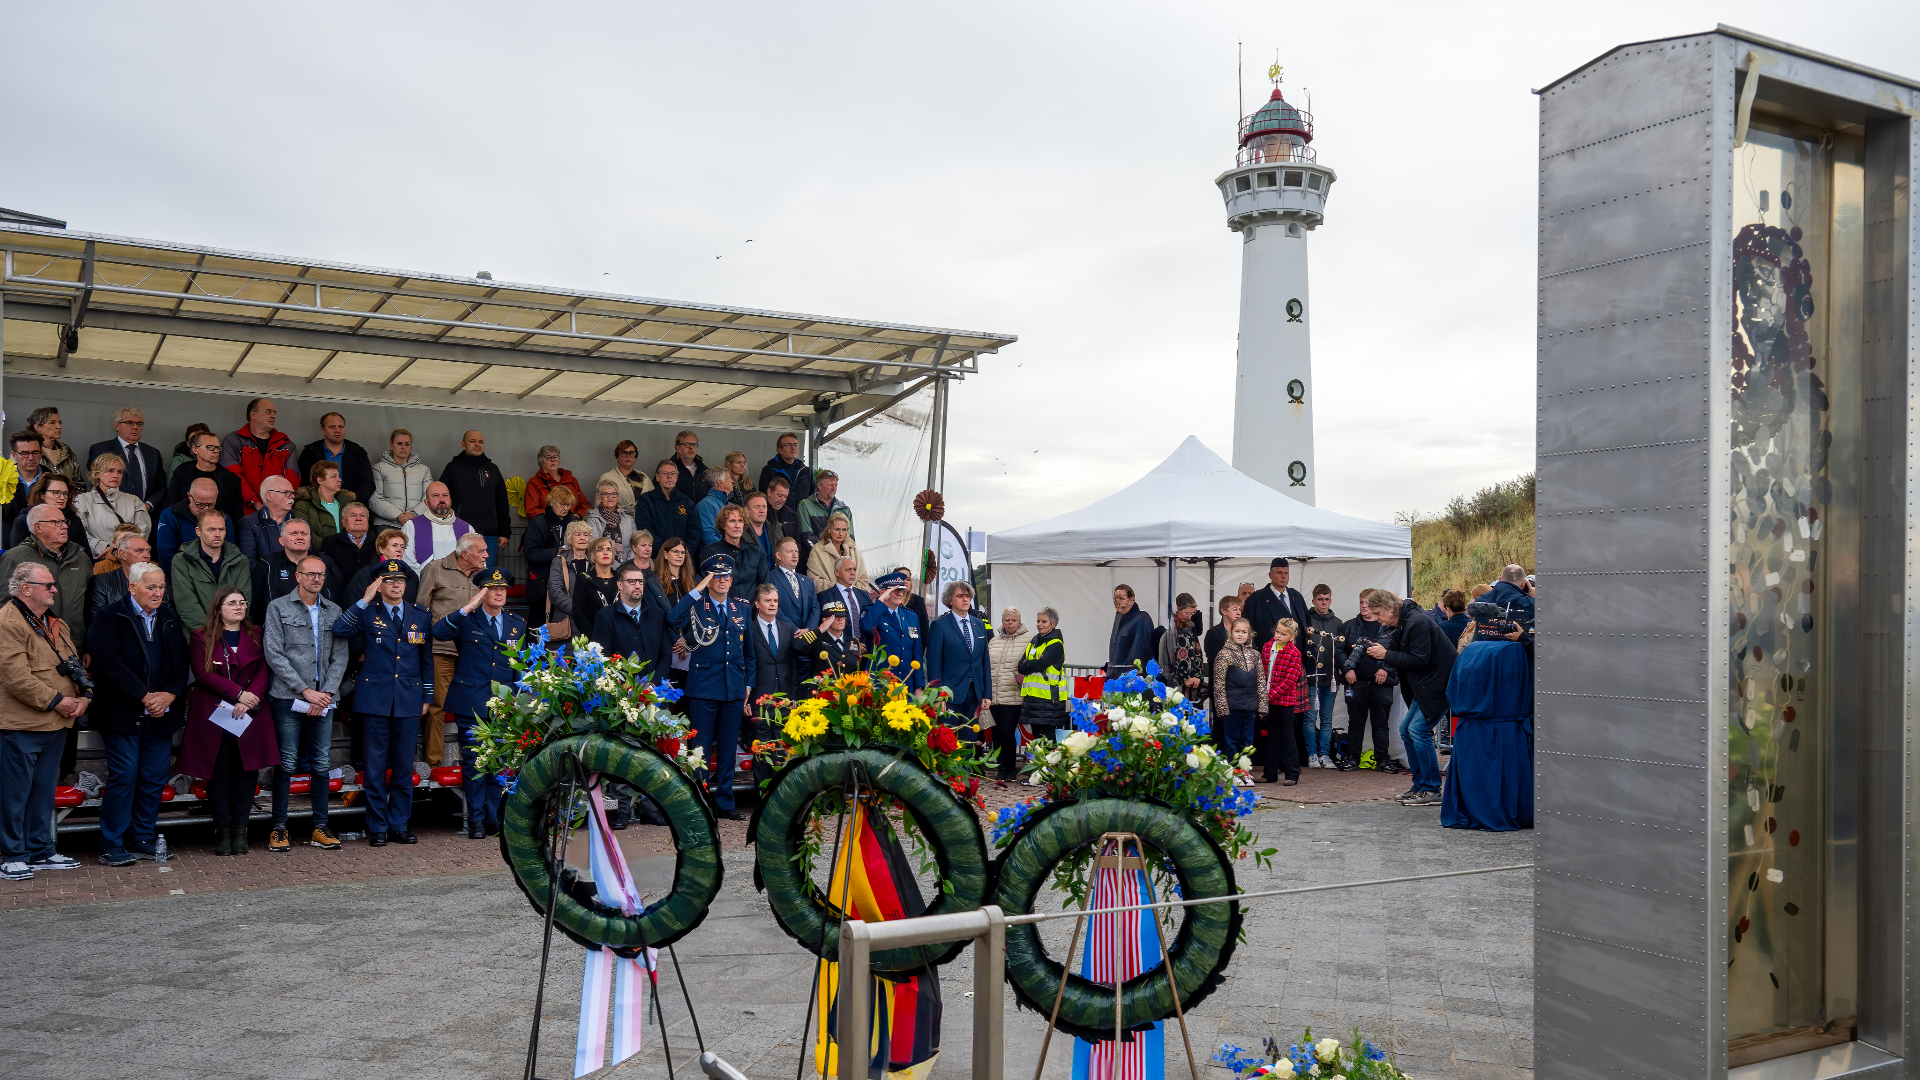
[1144,659,1161,678]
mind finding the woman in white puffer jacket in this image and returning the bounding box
[367,428,434,531]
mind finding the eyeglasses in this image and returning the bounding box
[116,420,144,427]
[295,571,328,579]
[21,580,56,590]
[13,449,41,458]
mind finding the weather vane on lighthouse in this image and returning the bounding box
[1215,54,1336,503]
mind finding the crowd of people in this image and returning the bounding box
[0,399,886,877]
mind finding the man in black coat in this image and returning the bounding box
[745,582,801,785]
[1107,583,1155,677]
[1242,558,1310,654]
[321,503,379,579]
[440,430,512,568]
[636,460,697,551]
[85,563,188,866]
[1362,589,1457,804]
[796,599,856,680]
[590,566,675,682]
[252,518,344,618]
[295,412,376,507]
[1339,592,1399,774]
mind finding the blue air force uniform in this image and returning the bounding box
[332,560,436,841]
[666,554,754,813]
[431,567,526,836]
[867,571,924,690]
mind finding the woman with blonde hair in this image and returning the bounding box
[722,450,755,505]
[545,519,596,637]
[598,439,651,513]
[586,478,636,549]
[804,512,868,593]
[572,536,622,632]
[987,607,1033,783]
[73,454,152,557]
[369,428,432,531]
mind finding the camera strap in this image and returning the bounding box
[9,595,73,661]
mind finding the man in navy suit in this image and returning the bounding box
[589,565,674,682]
[924,580,992,741]
[86,407,167,510]
[818,555,869,646]
[667,553,752,819]
[1243,557,1311,654]
[432,567,526,839]
[334,560,435,847]
[768,536,820,632]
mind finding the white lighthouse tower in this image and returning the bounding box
[1217,65,1335,503]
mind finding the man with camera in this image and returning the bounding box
[1361,587,1458,807]
[1340,590,1400,775]
[0,562,90,880]
[87,564,189,867]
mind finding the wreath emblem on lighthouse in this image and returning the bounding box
[1285,298,1304,322]
[1286,379,1305,403]
[1287,460,1307,486]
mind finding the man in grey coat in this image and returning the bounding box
[262,555,351,853]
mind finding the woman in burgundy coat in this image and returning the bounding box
[181,586,277,856]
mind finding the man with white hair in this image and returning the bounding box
[418,531,489,766]
[86,563,187,867]
[0,504,93,639]
[401,481,472,572]
[91,530,155,618]
[0,561,88,880]
[86,406,166,509]
[239,475,298,564]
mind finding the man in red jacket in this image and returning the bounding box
[219,398,301,516]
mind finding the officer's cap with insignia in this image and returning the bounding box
[873,570,909,591]
[377,559,409,579]
[820,599,849,617]
[700,553,735,577]
[471,567,513,589]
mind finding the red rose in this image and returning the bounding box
[928,726,959,753]
[965,777,980,798]
[657,737,682,757]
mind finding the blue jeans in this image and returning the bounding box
[687,697,745,811]
[0,728,66,860]
[1399,700,1443,793]
[361,713,420,835]
[271,697,331,828]
[1219,709,1257,761]
[100,728,174,851]
[1304,686,1337,757]
[454,715,503,830]
[483,535,502,569]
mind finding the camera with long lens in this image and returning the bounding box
[1467,599,1534,642]
[57,656,95,697]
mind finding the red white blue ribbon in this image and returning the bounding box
[574,776,658,1078]
[1072,841,1166,1080]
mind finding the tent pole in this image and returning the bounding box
[1207,560,1216,631]
[1404,558,1412,599]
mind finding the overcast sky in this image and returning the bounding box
[8,2,1918,534]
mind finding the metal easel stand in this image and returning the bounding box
[795,760,869,1080]
[1032,832,1198,1080]
[523,750,584,1080]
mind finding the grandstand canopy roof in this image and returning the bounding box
[0,224,1015,434]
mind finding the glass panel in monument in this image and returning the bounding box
[1726,121,1863,1066]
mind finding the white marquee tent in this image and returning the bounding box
[985,437,1412,668]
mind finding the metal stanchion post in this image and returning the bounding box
[836,920,872,1080]
[973,905,1006,1080]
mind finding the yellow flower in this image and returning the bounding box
[888,655,901,666]
[909,660,920,670]
[882,699,926,731]
[783,700,831,741]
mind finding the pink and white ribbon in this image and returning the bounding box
[574,775,659,1078]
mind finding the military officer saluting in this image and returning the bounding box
[666,553,752,820]
[431,566,526,839]
[867,570,924,690]
[333,559,436,847]
[797,598,856,681]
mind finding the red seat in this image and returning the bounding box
[189,781,207,801]
[288,774,312,795]
[430,766,462,787]
[161,785,175,802]
[54,785,84,808]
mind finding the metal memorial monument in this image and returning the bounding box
[1536,27,1918,1080]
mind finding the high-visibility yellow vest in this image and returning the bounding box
[1021,638,1066,701]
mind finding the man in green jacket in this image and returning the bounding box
[0,505,93,642]
[170,509,252,637]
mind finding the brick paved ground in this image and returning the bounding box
[2,762,1418,910]
[0,757,1529,1080]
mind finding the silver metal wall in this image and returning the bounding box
[1537,28,1919,1080]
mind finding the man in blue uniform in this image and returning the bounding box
[432,567,526,839]
[333,559,435,847]
[867,570,924,690]
[666,553,752,820]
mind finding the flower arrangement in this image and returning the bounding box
[1214,1029,1409,1080]
[991,661,1273,899]
[469,632,693,786]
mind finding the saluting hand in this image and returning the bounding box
[461,592,486,615]
[362,580,382,604]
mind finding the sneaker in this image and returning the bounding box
[1403,791,1443,806]
[29,854,80,871]
[1,860,30,881]
[268,826,292,854]
[99,848,138,867]
[310,826,341,850]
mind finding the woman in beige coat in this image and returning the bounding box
[986,606,1033,783]
[72,455,151,558]
[805,512,869,593]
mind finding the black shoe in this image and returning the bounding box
[719,808,745,821]
[609,805,631,831]
[368,833,389,847]
[1261,775,1279,784]
[467,824,486,839]
[392,832,419,845]
[635,800,668,827]
[485,824,500,837]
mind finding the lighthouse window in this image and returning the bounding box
[1307,173,1323,191]
[1283,171,1304,187]
[1235,175,1252,193]
[1257,172,1277,188]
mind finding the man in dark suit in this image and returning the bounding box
[795,599,856,681]
[589,565,674,682]
[333,560,435,847]
[818,557,869,645]
[432,567,527,839]
[768,536,819,632]
[924,580,992,740]
[85,563,187,866]
[666,553,752,819]
[321,503,378,579]
[747,583,802,700]
[1243,558,1310,654]
[86,407,167,510]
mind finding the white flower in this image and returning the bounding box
[1271,1061,1295,1078]
[1167,689,1184,704]
[1308,1067,1320,1078]
[1237,755,1253,771]
[1184,752,1201,768]
[1315,1037,1341,1062]
[1192,744,1215,761]
[1061,730,1097,758]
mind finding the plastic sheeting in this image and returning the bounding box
[817,384,932,584]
